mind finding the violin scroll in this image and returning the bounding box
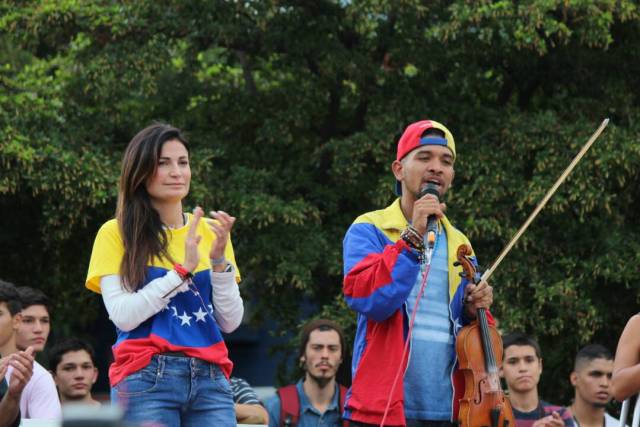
[456,244,479,284]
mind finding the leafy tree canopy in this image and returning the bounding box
[1,0,639,399]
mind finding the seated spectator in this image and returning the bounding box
[612,314,640,401]
[49,338,100,406]
[231,376,268,425]
[569,344,619,427]
[0,279,35,427]
[266,319,347,427]
[15,287,51,353]
[0,279,61,420]
[501,332,575,427]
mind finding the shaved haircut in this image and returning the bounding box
[573,344,612,371]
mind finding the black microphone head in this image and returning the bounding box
[418,182,440,200]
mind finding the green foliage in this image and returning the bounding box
[1,0,640,403]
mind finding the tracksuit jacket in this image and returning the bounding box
[342,198,495,426]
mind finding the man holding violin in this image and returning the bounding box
[342,120,493,427]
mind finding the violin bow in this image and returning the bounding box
[480,118,610,283]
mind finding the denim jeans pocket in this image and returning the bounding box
[211,371,233,397]
[115,366,159,397]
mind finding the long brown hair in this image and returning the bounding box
[116,123,190,291]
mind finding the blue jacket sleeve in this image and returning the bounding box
[343,222,421,322]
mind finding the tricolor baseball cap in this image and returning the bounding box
[395,120,456,195]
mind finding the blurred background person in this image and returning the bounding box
[569,344,618,427]
[49,338,100,406]
[15,287,51,354]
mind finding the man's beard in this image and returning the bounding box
[307,371,334,389]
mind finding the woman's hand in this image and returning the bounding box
[207,210,236,271]
[183,207,203,272]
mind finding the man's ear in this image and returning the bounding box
[51,370,60,387]
[391,160,404,181]
[570,371,578,386]
[92,368,98,385]
[12,313,22,330]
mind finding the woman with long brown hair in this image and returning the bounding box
[85,123,242,426]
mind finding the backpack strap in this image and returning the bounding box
[277,384,300,427]
[339,385,349,427]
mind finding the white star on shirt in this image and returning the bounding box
[193,308,208,322]
[453,318,462,332]
[207,304,214,313]
[171,306,178,317]
[178,311,192,326]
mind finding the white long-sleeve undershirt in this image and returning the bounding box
[209,265,244,333]
[100,266,243,333]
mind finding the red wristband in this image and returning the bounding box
[174,264,193,281]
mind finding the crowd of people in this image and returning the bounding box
[1,120,640,427]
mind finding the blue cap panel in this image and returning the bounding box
[419,136,448,146]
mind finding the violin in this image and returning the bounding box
[455,244,516,427]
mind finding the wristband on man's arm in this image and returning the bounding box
[401,225,425,252]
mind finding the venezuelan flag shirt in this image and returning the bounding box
[85,214,241,387]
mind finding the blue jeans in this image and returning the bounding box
[111,354,235,427]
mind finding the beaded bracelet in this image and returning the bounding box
[401,225,425,252]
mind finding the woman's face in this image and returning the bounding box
[145,139,191,204]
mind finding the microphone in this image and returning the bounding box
[418,182,440,250]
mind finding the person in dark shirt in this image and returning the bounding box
[49,338,101,406]
[501,332,575,427]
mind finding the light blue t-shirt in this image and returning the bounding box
[404,228,455,421]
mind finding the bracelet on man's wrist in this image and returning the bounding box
[401,226,425,251]
[401,226,427,263]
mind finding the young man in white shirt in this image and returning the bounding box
[15,287,50,354]
[0,279,35,427]
[0,280,60,420]
[569,344,619,427]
